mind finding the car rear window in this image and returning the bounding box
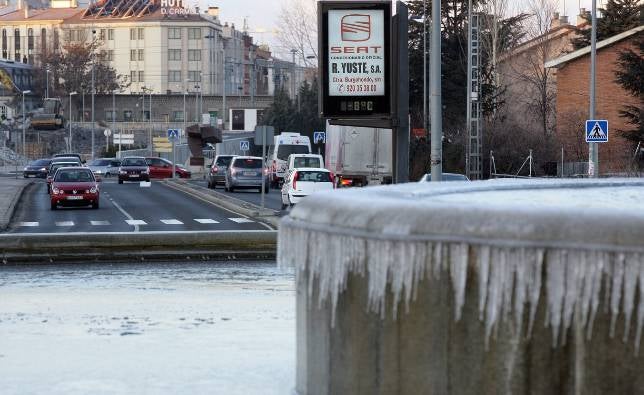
[89,159,111,166]
[296,171,332,183]
[277,145,309,160]
[215,156,233,166]
[50,163,76,172]
[233,159,262,169]
[122,158,147,166]
[293,157,321,168]
[54,169,94,182]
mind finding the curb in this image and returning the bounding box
[0,230,277,264]
[0,179,33,231]
[162,179,281,228]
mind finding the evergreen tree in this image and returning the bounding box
[614,32,643,144]
[260,87,298,133]
[573,0,642,49]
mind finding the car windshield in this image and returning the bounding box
[233,159,262,169]
[296,171,332,182]
[277,145,309,160]
[89,159,111,166]
[52,157,80,163]
[54,169,94,182]
[423,173,469,181]
[30,159,50,166]
[122,158,147,167]
[293,157,321,168]
[215,156,233,166]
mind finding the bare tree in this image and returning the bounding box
[481,0,509,120]
[276,0,317,66]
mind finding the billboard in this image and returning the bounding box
[319,1,391,119]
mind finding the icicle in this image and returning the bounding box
[622,253,640,342]
[478,246,491,322]
[610,254,625,338]
[547,250,565,347]
[450,243,468,322]
[562,250,581,346]
[432,242,443,279]
[635,259,644,355]
[526,249,544,337]
[587,252,607,340]
[513,248,527,335]
[484,247,504,347]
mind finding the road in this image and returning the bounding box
[189,178,285,212]
[0,261,294,394]
[7,179,273,233]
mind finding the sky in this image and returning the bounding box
[197,0,598,58]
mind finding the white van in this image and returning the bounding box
[269,132,311,187]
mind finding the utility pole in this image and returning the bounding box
[588,0,599,177]
[222,41,227,130]
[91,31,96,159]
[423,0,427,139]
[430,0,443,181]
[183,79,187,146]
[291,49,297,105]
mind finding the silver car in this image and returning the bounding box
[88,158,121,178]
[224,156,268,193]
[207,155,235,189]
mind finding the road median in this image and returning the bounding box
[0,230,276,264]
[0,178,33,231]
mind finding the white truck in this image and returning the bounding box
[325,123,393,187]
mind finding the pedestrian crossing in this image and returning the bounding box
[17,217,256,228]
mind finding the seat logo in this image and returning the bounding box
[341,14,371,42]
[73,190,77,194]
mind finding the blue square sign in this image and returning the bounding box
[313,131,326,144]
[167,128,179,141]
[586,120,608,143]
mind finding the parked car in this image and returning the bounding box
[281,168,334,209]
[145,157,191,179]
[49,167,100,210]
[418,173,470,182]
[23,158,51,178]
[87,158,121,177]
[46,162,79,193]
[118,157,150,183]
[225,156,268,193]
[53,153,84,163]
[207,155,235,189]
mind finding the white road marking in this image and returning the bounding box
[161,219,183,225]
[140,181,151,188]
[125,220,147,226]
[109,198,139,232]
[18,222,39,227]
[229,218,254,224]
[194,219,220,224]
[55,221,75,227]
[90,220,111,226]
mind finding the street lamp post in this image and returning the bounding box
[69,91,78,151]
[589,0,599,177]
[290,48,298,107]
[91,30,96,159]
[22,90,31,158]
[430,0,443,181]
[45,69,50,99]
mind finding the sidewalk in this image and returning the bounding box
[0,178,32,231]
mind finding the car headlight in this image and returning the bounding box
[143,168,150,174]
[52,187,61,194]
[39,167,47,171]
[90,187,97,193]
[119,170,127,174]
[23,167,28,171]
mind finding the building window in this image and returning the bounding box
[188,71,201,82]
[107,50,114,61]
[124,110,132,121]
[138,49,144,61]
[138,28,144,40]
[168,49,181,61]
[138,70,144,82]
[108,29,114,40]
[141,110,150,121]
[188,28,201,40]
[40,28,46,57]
[130,28,136,40]
[27,28,33,49]
[2,29,7,59]
[130,71,137,82]
[105,110,116,121]
[130,49,136,61]
[172,111,184,122]
[168,28,181,39]
[188,49,201,61]
[14,29,20,49]
[168,70,181,82]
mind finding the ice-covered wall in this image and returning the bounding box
[278,179,644,395]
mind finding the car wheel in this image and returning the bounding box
[229,185,235,192]
[118,179,123,184]
[105,172,111,178]
[92,201,99,209]
[50,202,57,210]
[281,203,288,210]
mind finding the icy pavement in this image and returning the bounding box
[0,262,295,395]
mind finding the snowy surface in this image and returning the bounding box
[278,178,644,351]
[0,262,295,395]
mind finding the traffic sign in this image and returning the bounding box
[586,120,608,143]
[240,140,250,152]
[153,136,172,153]
[113,133,134,145]
[168,128,180,141]
[313,131,326,144]
[103,129,111,137]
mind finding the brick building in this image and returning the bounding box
[546,26,643,175]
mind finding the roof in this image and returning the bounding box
[0,7,82,22]
[500,24,579,62]
[545,25,644,68]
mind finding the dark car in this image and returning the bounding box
[224,156,268,193]
[23,158,51,178]
[46,162,79,193]
[53,153,84,163]
[50,167,100,210]
[207,155,235,189]
[118,157,150,183]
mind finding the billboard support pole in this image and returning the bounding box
[392,1,409,183]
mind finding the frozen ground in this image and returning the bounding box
[0,262,295,395]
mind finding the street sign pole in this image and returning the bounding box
[430,0,442,181]
[588,0,598,177]
[172,137,176,179]
[261,126,266,210]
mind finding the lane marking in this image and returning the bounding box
[90,220,111,226]
[55,221,75,227]
[18,221,39,227]
[161,219,183,225]
[229,218,254,224]
[194,219,220,224]
[109,197,139,232]
[125,220,147,226]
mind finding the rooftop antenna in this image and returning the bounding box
[243,16,249,34]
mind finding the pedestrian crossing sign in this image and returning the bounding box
[585,120,608,143]
[167,128,180,141]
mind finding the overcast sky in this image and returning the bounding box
[201,0,599,58]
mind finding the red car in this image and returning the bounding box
[50,167,100,210]
[145,157,191,179]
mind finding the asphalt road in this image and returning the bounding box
[189,178,285,211]
[7,179,273,233]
